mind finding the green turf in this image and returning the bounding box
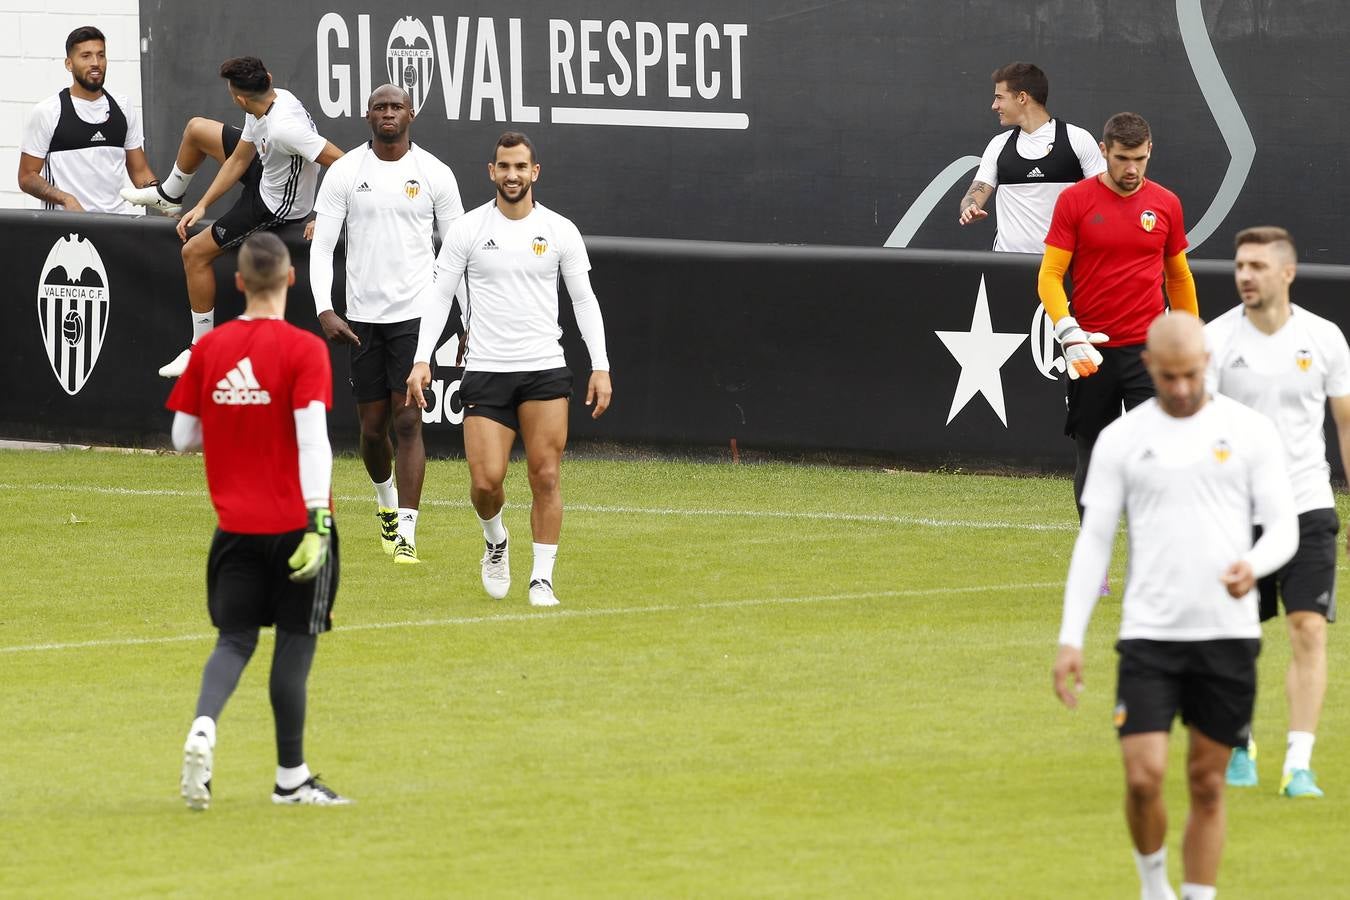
[1,449,1347,897]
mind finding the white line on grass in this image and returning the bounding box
[0,581,1062,655]
[0,482,1079,531]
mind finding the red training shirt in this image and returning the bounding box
[1044,176,1188,347]
[166,318,332,534]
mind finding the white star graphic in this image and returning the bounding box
[935,276,1028,426]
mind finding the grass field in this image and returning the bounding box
[1,448,1347,898]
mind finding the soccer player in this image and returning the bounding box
[167,232,349,809]
[123,56,343,378]
[18,26,165,213]
[406,132,612,607]
[1038,112,1199,516]
[1054,312,1297,900]
[1206,226,1350,798]
[958,62,1105,253]
[309,84,465,564]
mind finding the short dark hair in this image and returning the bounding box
[66,26,105,57]
[1235,226,1297,261]
[219,57,272,96]
[495,131,537,164]
[237,233,291,293]
[1102,112,1151,149]
[991,62,1048,106]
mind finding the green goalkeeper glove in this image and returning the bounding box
[288,508,333,583]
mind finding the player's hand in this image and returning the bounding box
[287,508,333,583]
[303,219,316,241]
[586,370,612,419]
[1054,316,1109,380]
[405,361,432,409]
[318,310,360,346]
[958,204,988,226]
[1220,560,1255,599]
[1053,644,1085,708]
[176,205,206,242]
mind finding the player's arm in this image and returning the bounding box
[1039,244,1109,379]
[308,212,359,345]
[123,147,158,189]
[562,268,612,418]
[177,139,257,238]
[1225,426,1298,596]
[1163,252,1198,316]
[1329,394,1350,552]
[171,412,202,451]
[958,179,993,225]
[18,152,81,210]
[406,250,468,409]
[1054,498,1120,707]
[315,140,344,168]
[287,399,334,582]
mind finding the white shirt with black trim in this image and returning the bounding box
[21,90,144,214]
[310,143,464,324]
[1059,396,1297,646]
[1206,303,1350,514]
[415,200,608,373]
[973,119,1104,253]
[240,89,327,220]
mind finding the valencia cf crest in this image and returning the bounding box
[37,233,110,395]
[531,236,548,256]
[1213,439,1232,463]
[1139,210,1157,232]
[387,16,435,114]
[404,179,421,200]
[1113,702,1127,729]
[1296,349,1313,372]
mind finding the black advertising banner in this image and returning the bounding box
[139,2,1350,260]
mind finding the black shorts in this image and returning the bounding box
[209,124,305,249]
[460,367,573,432]
[1065,344,1154,439]
[1114,638,1260,748]
[1255,508,1339,622]
[206,526,340,635]
[349,319,420,404]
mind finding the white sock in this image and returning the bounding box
[191,309,214,344]
[397,507,418,544]
[1180,884,1216,900]
[373,475,396,510]
[161,164,193,199]
[189,715,216,747]
[276,762,312,791]
[478,510,507,545]
[1133,847,1174,900]
[1285,730,1315,774]
[531,542,558,584]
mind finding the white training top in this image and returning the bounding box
[21,90,144,214]
[240,89,327,220]
[414,200,609,373]
[1059,396,1297,646]
[973,119,1104,253]
[310,142,464,324]
[1206,303,1350,514]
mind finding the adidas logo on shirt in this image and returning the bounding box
[1140,448,1156,461]
[356,182,372,192]
[90,130,106,142]
[212,357,271,405]
[1230,356,1248,368]
[481,239,498,250]
[1026,166,1045,178]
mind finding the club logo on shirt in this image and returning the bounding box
[404,179,421,200]
[1113,702,1127,729]
[1139,210,1157,232]
[531,236,548,256]
[213,357,272,405]
[1213,439,1232,463]
[37,233,110,396]
[386,16,435,114]
[1296,349,1313,372]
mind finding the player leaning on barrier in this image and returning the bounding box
[167,232,349,810]
[309,84,465,566]
[1037,112,1199,524]
[406,131,611,608]
[957,61,1105,253]
[1206,226,1350,799]
[124,56,344,379]
[1054,313,1297,900]
[18,26,165,214]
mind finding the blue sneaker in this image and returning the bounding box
[1226,745,1258,787]
[1280,768,1324,798]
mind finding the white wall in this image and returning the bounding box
[0,0,141,209]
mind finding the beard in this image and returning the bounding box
[73,70,104,93]
[496,181,530,205]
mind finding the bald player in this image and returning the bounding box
[1055,312,1297,900]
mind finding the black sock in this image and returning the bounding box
[270,629,317,769]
